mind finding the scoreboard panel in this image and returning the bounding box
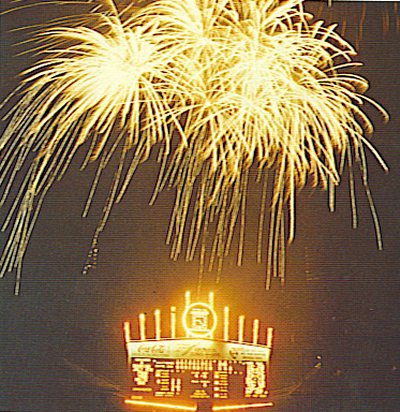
[130,357,268,401]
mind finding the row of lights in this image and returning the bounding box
[123,292,273,347]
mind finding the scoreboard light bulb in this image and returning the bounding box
[139,313,146,341]
[266,327,274,348]
[238,315,245,343]
[208,291,214,308]
[154,309,161,340]
[123,321,131,344]
[185,291,191,307]
[252,319,259,345]
[171,306,177,339]
[223,306,230,341]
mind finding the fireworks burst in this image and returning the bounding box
[0,0,388,293]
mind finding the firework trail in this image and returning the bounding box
[0,0,191,292]
[0,0,388,293]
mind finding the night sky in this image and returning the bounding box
[0,1,399,411]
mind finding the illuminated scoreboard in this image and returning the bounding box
[128,341,269,400]
[123,292,274,411]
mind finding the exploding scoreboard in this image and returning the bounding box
[123,292,274,410]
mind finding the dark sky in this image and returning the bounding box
[0,1,399,411]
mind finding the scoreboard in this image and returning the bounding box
[123,292,274,410]
[129,340,269,400]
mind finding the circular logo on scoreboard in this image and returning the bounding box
[182,302,217,338]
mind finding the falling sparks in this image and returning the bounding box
[0,0,389,293]
[319,1,400,48]
[0,0,192,292]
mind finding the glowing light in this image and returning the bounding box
[238,316,245,343]
[182,302,217,338]
[185,291,191,307]
[208,292,214,308]
[170,306,177,339]
[155,309,161,340]
[123,321,131,344]
[266,328,274,349]
[212,402,274,411]
[124,399,197,411]
[139,313,146,341]
[0,0,388,293]
[252,319,259,345]
[223,306,230,342]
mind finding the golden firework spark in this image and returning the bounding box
[0,0,388,293]
[0,0,192,293]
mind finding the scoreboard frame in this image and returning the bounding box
[123,292,274,411]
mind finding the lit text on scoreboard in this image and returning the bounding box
[130,357,268,400]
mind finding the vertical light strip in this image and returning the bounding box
[252,319,259,344]
[123,321,131,344]
[238,315,245,343]
[171,306,177,339]
[223,306,229,341]
[266,327,274,348]
[185,291,191,308]
[208,291,214,308]
[154,309,161,340]
[139,313,146,341]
